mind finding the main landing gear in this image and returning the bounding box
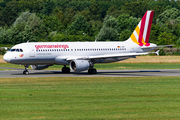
[62,65,70,73]
[23,65,29,75]
[88,68,97,74]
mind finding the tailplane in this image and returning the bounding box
[127,11,154,46]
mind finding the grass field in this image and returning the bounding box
[1,77,180,119]
[1,55,180,119]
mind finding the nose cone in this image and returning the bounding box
[3,53,11,63]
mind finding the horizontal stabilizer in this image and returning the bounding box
[141,45,174,49]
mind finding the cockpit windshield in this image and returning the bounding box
[9,48,23,52]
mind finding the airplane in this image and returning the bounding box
[3,11,165,75]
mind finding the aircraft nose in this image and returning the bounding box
[3,53,11,63]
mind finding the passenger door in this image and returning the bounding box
[29,44,35,57]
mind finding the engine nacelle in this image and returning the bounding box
[31,65,50,70]
[70,60,90,72]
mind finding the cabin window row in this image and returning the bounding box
[36,48,125,52]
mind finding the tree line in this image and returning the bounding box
[1,0,180,46]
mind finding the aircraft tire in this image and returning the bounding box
[88,69,97,74]
[62,67,70,73]
[23,70,29,75]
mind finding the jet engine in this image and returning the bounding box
[70,60,90,72]
[31,65,50,70]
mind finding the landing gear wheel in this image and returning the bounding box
[23,65,29,75]
[62,67,70,73]
[88,68,97,74]
[23,70,29,75]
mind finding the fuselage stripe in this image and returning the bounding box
[145,11,154,44]
[130,33,139,45]
[138,11,147,44]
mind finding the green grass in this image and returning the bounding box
[94,63,180,70]
[0,63,24,69]
[1,77,180,119]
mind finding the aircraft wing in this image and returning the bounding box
[66,52,148,61]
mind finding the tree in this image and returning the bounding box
[42,15,65,32]
[68,1,92,11]
[157,8,180,24]
[96,15,119,41]
[149,24,160,44]
[13,11,32,29]
[63,8,77,26]
[95,27,119,41]
[121,1,148,18]
[43,0,55,15]
[98,1,111,18]
[157,32,177,45]
[90,20,103,37]
[119,29,131,41]
[103,15,119,30]
[0,3,18,26]
[118,14,140,32]
[87,3,102,21]
[106,5,122,18]
[68,15,91,35]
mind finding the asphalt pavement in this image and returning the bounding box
[0,68,180,78]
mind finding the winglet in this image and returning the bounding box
[128,11,154,46]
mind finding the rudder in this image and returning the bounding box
[129,11,154,46]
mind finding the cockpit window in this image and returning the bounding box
[10,48,23,52]
[10,49,16,52]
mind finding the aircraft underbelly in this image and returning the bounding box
[10,58,55,65]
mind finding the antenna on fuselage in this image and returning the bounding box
[27,40,29,43]
[95,39,97,42]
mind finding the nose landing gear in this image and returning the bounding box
[23,65,29,75]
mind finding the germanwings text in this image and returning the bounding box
[35,44,69,50]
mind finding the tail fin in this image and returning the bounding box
[128,11,154,46]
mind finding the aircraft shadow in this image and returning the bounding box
[11,70,162,77]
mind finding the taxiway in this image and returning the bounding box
[0,68,180,78]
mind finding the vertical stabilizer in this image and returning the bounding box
[128,11,154,46]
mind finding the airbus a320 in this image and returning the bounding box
[3,11,164,74]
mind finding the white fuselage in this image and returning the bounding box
[3,41,144,65]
